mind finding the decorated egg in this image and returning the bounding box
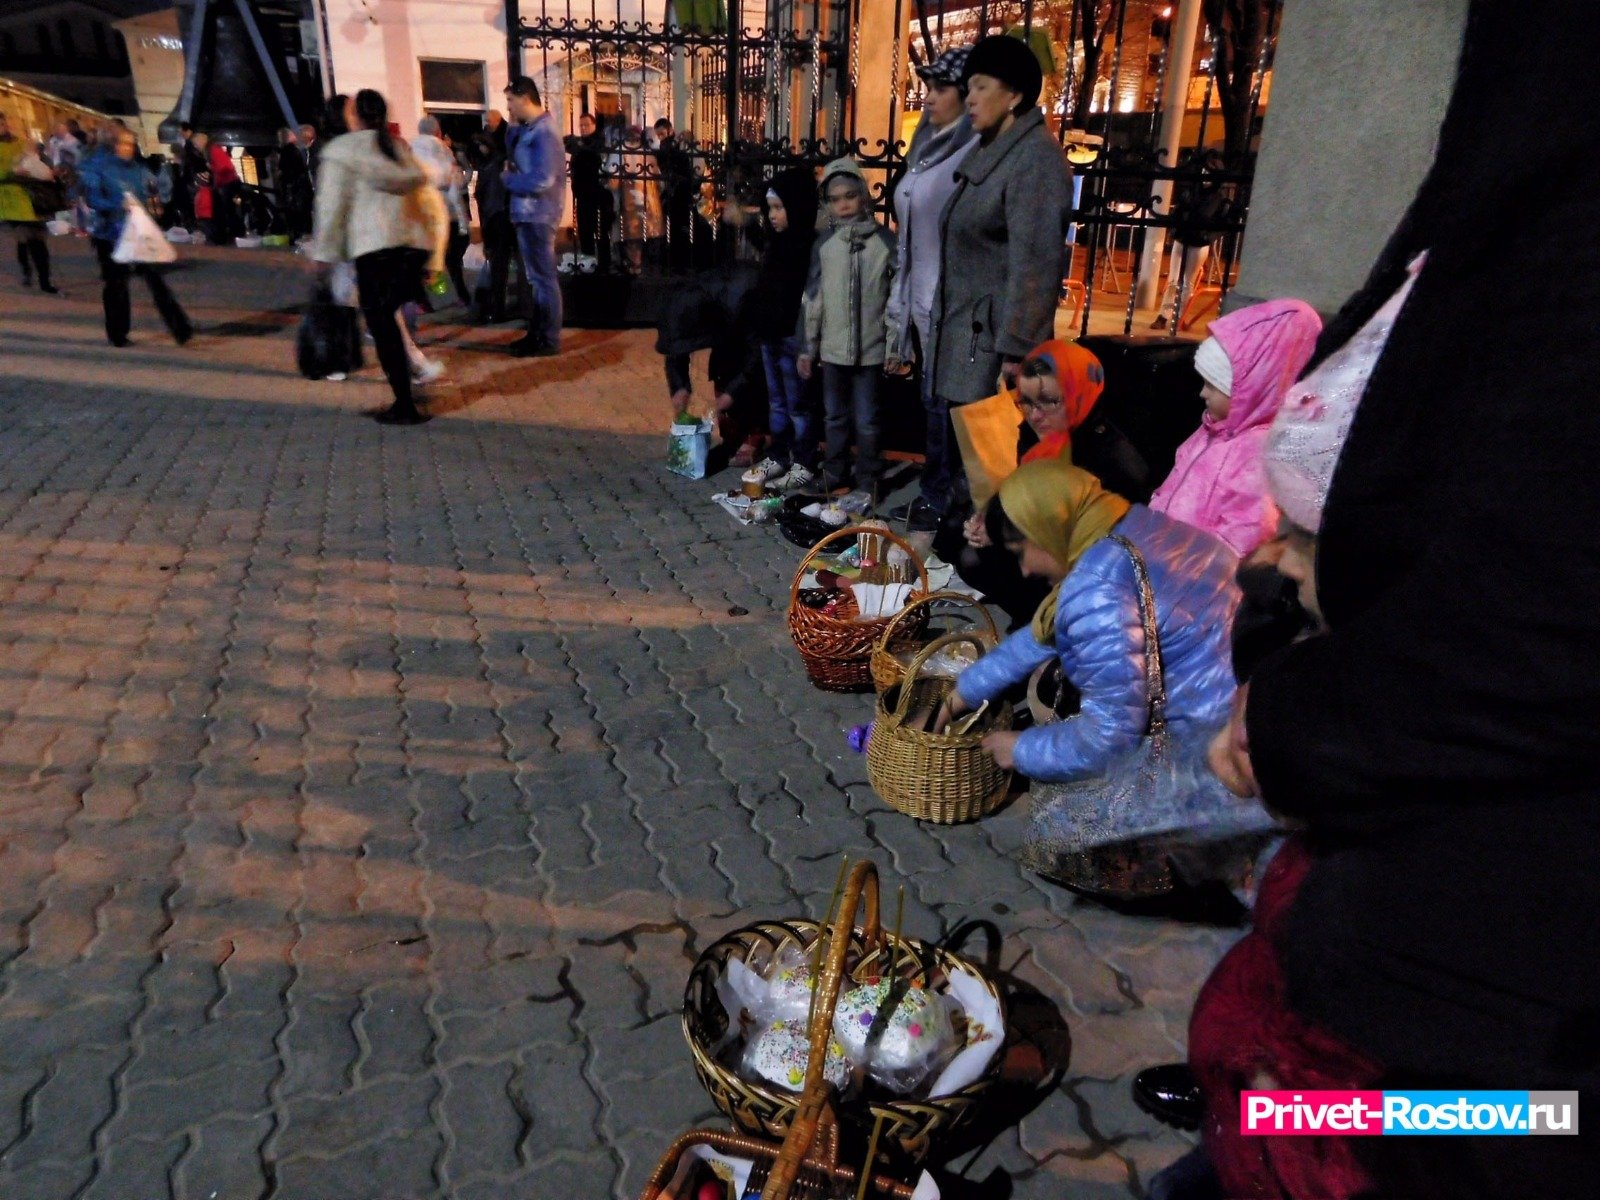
[743,1020,850,1093]
[832,980,954,1073]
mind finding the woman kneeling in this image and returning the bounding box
[941,458,1245,892]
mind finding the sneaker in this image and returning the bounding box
[773,463,816,492]
[1150,315,1170,331]
[753,457,788,483]
[889,497,943,532]
[411,358,445,385]
[324,372,347,382]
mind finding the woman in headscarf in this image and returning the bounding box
[947,339,1148,628]
[941,457,1239,788]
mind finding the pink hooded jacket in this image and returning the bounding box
[1149,298,1322,555]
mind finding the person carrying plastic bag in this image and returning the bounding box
[78,126,192,348]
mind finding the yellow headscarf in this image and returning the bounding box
[996,458,1132,644]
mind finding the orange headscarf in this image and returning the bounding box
[1018,339,1107,465]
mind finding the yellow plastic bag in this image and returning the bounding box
[951,390,1024,509]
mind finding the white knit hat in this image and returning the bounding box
[1193,336,1233,396]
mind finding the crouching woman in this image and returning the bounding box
[940,458,1244,892]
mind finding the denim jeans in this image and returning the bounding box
[820,363,881,492]
[514,220,562,347]
[759,337,815,470]
[910,321,954,510]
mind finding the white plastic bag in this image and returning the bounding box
[462,242,487,275]
[111,198,176,265]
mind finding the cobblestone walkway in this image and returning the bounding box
[0,241,1235,1200]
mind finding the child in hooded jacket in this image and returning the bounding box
[747,168,821,491]
[1148,299,1321,556]
[798,158,896,502]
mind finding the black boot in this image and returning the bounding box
[17,240,31,286]
[508,331,557,358]
[1133,1062,1203,1131]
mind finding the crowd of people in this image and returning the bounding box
[5,12,1593,1194]
[651,23,1597,1200]
[1,112,198,345]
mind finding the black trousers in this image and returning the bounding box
[445,228,471,306]
[355,247,427,414]
[92,238,189,345]
[13,225,50,289]
[573,188,614,273]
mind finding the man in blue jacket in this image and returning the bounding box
[502,76,567,357]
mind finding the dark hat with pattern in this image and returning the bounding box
[915,45,972,89]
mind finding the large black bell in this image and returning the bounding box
[158,0,301,148]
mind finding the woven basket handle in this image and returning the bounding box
[873,590,999,655]
[637,1120,853,1200]
[762,860,880,1200]
[891,630,993,723]
[788,524,930,608]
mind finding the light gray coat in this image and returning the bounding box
[930,109,1073,406]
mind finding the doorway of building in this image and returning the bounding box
[425,110,483,147]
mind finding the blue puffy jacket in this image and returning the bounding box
[503,114,567,227]
[77,148,155,243]
[956,505,1241,782]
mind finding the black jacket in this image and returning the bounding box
[748,168,818,343]
[1247,0,1600,1148]
[570,131,606,198]
[656,265,761,397]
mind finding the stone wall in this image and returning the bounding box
[1230,0,1470,316]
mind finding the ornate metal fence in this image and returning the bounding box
[507,0,862,272]
[506,0,1282,332]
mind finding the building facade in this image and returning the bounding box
[0,0,140,123]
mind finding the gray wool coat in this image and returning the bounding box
[930,109,1073,406]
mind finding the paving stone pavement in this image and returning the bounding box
[0,240,1238,1200]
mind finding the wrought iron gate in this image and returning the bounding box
[506,0,1282,332]
[507,0,860,272]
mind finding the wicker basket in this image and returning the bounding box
[868,633,1013,824]
[787,526,930,693]
[870,592,999,695]
[683,861,1007,1163]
